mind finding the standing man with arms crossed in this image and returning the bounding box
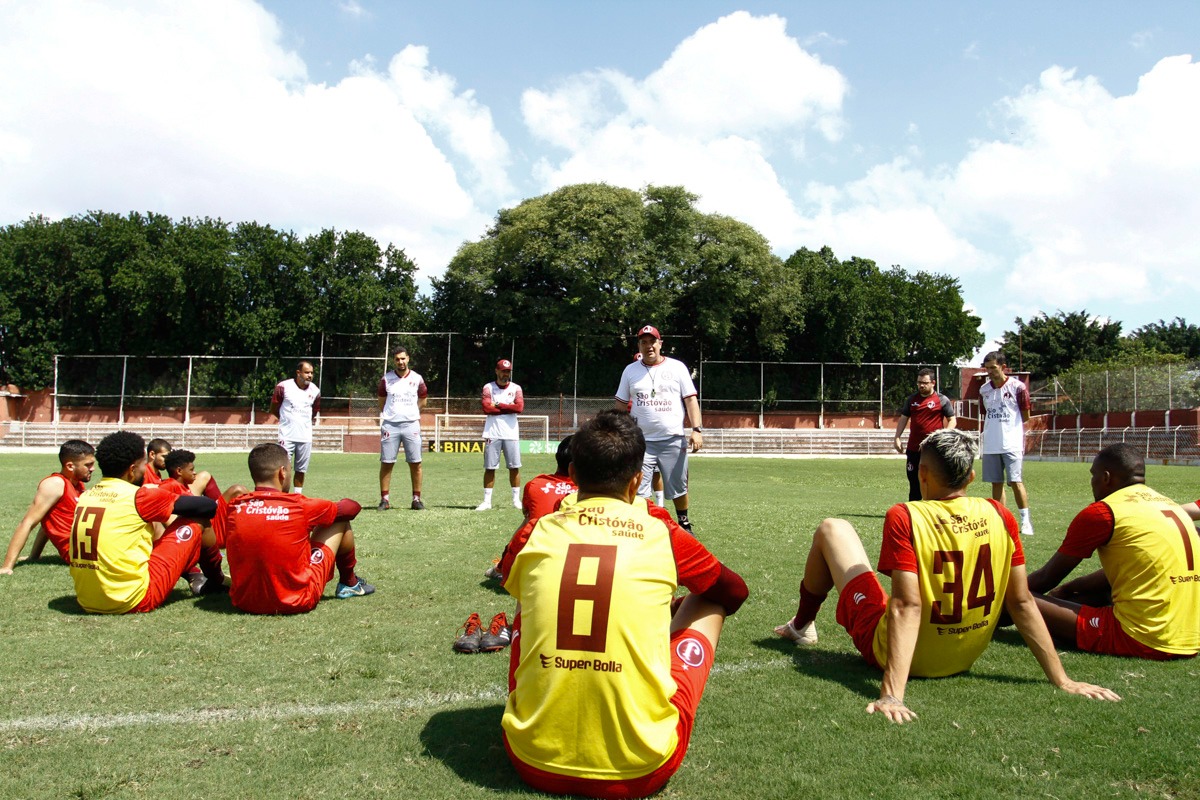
[268,360,320,494]
[893,368,956,502]
[773,429,1119,723]
[500,410,748,797]
[1,440,95,573]
[979,351,1035,536]
[378,345,428,511]
[615,325,703,532]
[477,358,524,511]
[1026,443,1199,660]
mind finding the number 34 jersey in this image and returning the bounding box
[876,496,1024,678]
[502,496,722,781]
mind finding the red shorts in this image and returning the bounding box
[506,627,716,799]
[835,571,888,670]
[45,526,71,563]
[1075,606,1194,661]
[132,520,203,613]
[211,495,230,549]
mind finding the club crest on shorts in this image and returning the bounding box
[310,548,326,565]
[676,637,705,668]
[175,525,195,542]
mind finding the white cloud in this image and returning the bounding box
[0,0,506,277]
[522,11,847,243]
[338,0,367,19]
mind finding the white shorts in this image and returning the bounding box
[484,438,521,471]
[381,420,423,464]
[280,440,312,474]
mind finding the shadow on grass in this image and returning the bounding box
[48,587,218,615]
[13,555,68,570]
[420,705,533,793]
[753,636,881,700]
[477,579,509,596]
[47,595,88,615]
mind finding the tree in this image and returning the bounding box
[1127,317,1200,359]
[997,311,1124,380]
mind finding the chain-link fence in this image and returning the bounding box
[1040,362,1200,415]
[1025,424,1200,463]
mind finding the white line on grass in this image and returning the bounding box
[0,658,790,735]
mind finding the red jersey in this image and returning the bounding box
[142,465,163,486]
[225,489,337,614]
[898,391,955,452]
[41,472,84,560]
[159,478,188,497]
[522,473,577,520]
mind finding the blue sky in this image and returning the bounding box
[3,1,1198,357]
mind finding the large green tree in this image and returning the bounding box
[1127,317,1200,360]
[996,310,1124,380]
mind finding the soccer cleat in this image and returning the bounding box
[376,498,391,511]
[474,501,492,512]
[453,613,484,654]
[774,619,818,645]
[190,573,230,597]
[512,498,523,510]
[1021,520,1034,537]
[411,498,425,511]
[484,559,503,580]
[677,519,694,534]
[336,578,376,599]
[479,612,512,652]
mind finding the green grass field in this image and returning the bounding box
[1,451,1197,800]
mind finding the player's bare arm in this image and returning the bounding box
[868,570,921,724]
[892,414,909,454]
[1004,565,1121,701]
[945,415,958,431]
[1,477,67,573]
[1025,551,1083,595]
[684,395,703,452]
[1181,501,1199,521]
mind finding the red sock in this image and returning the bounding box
[336,546,357,587]
[199,542,224,581]
[794,581,827,628]
[203,478,222,502]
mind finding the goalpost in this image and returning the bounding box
[433,414,552,453]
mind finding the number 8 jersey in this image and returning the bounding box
[876,496,1023,678]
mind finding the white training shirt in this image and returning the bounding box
[979,376,1029,455]
[379,370,427,424]
[615,356,697,441]
[482,380,523,440]
[272,379,320,443]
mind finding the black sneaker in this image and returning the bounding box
[453,613,483,654]
[376,498,391,511]
[191,573,229,596]
[411,498,425,510]
[677,519,694,534]
[479,613,512,652]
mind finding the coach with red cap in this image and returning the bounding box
[477,358,525,511]
[615,325,703,532]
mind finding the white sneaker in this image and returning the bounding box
[475,501,492,512]
[512,498,523,510]
[774,619,818,645]
[1021,520,1034,536]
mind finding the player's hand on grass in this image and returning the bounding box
[1060,680,1122,701]
[866,694,917,724]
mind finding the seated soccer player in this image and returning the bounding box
[142,438,172,486]
[69,431,226,614]
[224,443,373,615]
[773,428,1120,724]
[483,435,577,581]
[500,410,748,798]
[1026,443,1199,660]
[1,440,96,573]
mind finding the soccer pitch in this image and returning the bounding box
[1,451,1197,800]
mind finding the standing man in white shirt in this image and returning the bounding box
[476,358,525,511]
[378,345,428,511]
[979,351,1034,536]
[268,360,320,494]
[615,325,703,532]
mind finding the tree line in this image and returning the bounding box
[2,185,1195,401]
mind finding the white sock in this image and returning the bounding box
[482,487,494,504]
[655,491,665,506]
[292,487,303,495]
[1020,508,1031,522]
[512,487,521,502]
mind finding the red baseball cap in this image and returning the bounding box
[496,359,513,370]
[637,325,661,340]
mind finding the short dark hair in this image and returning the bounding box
[554,435,574,476]
[146,438,172,456]
[917,368,936,382]
[982,351,1007,367]
[392,345,409,359]
[295,360,313,373]
[248,442,289,483]
[58,439,94,464]
[571,410,644,495]
[1095,443,1145,483]
[919,429,977,490]
[164,449,196,476]
[96,431,146,478]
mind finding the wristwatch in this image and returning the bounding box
[692,427,703,433]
